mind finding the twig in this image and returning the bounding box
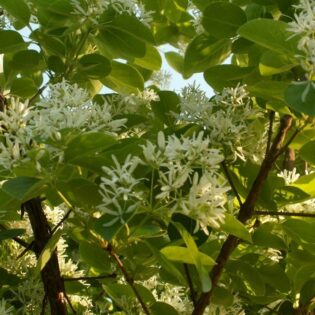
[62,274,117,282]
[29,84,48,105]
[106,243,151,315]
[221,161,242,207]
[51,209,72,235]
[0,223,29,248]
[265,110,275,158]
[192,115,293,315]
[254,211,315,218]
[184,264,197,307]
[17,241,34,259]
[64,293,77,314]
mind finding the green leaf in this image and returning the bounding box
[78,53,111,80]
[300,140,315,165]
[12,50,42,71]
[259,264,290,293]
[134,44,162,71]
[151,90,180,127]
[284,81,315,116]
[161,246,216,266]
[204,65,253,91]
[10,77,38,98]
[202,2,247,39]
[0,267,21,285]
[237,263,265,296]
[173,222,212,292]
[79,241,111,271]
[292,172,315,197]
[35,228,63,275]
[101,61,144,94]
[0,0,30,27]
[64,132,117,163]
[150,302,179,315]
[0,30,26,53]
[220,214,252,243]
[259,51,296,76]
[165,52,185,75]
[247,80,289,102]
[212,286,234,306]
[0,228,25,241]
[2,177,47,202]
[282,219,315,244]
[293,264,315,292]
[57,178,102,208]
[253,225,286,250]
[33,0,74,15]
[238,19,299,56]
[184,35,231,76]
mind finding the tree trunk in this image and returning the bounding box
[23,198,67,315]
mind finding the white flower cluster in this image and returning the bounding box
[98,155,143,226]
[142,131,228,230]
[0,99,32,170]
[287,0,315,78]
[31,80,126,140]
[71,0,153,26]
[277,167,300,185]
[179,83,261,160]
[0,81,127,171]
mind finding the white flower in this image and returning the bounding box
[277,168,300,185]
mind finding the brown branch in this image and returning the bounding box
[254,211,315,218]
[29,84,48,105]
[64,293,77,314]
[184,264,197,307]
[51,209,72,235]
[62,274,117,282]
[105,243,151,315]
[192,115,293,315]
[265,110,275,158]
[0,223,29,248]
[23,198,67,314]
[221,161,242,207]
[17,241,34,259]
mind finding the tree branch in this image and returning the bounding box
[192,115,293,315]
[62,274,117,282]
[265,110,275,158]
[51,209,72,235]
[221,161,242,207]
[105,243,151,315]
[0,223,29,248]
[254,210,315,218]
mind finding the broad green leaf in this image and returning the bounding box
[134,44,162,71]
[101,61,144,94]
[273,186,309,207]
[0,228,25,241]
[64,132,117,163]
[10,77,38,98]
[0,0,30,27]
[293,264,315,292]
[150,302,179,315]
[212,286,234,306]
[300,140,315,165]
[259,264,290,293]
[151,91,180,127]
[259,51,296,76]
[33,0,74,15]
[35,228,63,274]
[253,225,286,250]
[184,34,231,75]
[31,31,65,57]
[78,53,111,80]
[0,30,26,53]
[238,19,299,56]
[292,172,315,197]
[57,178,102,208]
[220,214,252,243]
[174,222,212,292]
[192,0,215,11]
[204,65,253,91]
[0,267,21,285]
[161,246,216,266]
[0,190,20,213]
[238,263,265,296]
[2,177,47,202]
[79,241,111,271]
[247,80,289,102]
[12,50,42,71]
[284,81,315,116]
[202,2,247,39]
[282,219,315,244]
[165,52,185,76]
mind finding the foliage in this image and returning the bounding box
[0,0,315,314]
